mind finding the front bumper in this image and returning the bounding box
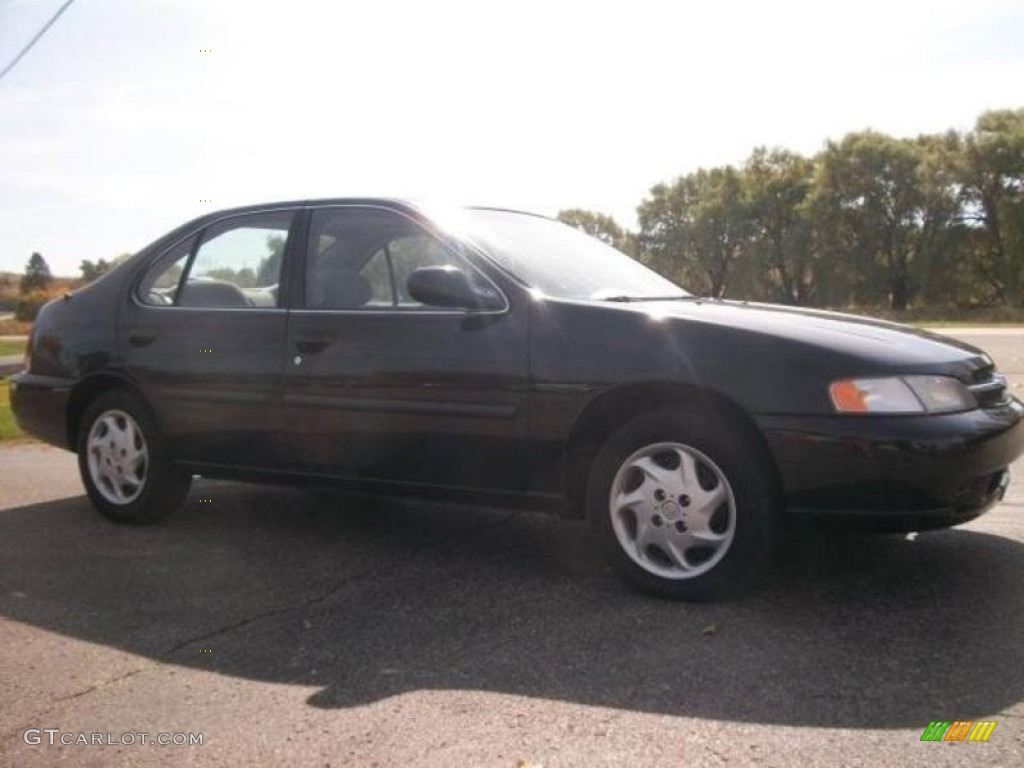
[756,398,1024,528]
[9,372,74,449]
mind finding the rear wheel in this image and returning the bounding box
[587,408,777,600]
[77,390,191,524]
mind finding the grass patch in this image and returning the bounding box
[0,339,25,357]
[0,378,26,441]
[857,305,1024,326]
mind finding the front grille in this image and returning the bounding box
[968,371,1009,408]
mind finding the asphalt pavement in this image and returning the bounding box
[1,330,1023,767]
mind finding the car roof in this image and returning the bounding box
[194,198,549,221]
[128,199,552,268]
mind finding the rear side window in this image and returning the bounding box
[138,212,293,308]
[305,207,480,310]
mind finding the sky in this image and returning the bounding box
[1,0,1023,276]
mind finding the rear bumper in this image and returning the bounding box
[756,398,1024,527]
[8,371,74,449]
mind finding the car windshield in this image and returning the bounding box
[459,209,690,301]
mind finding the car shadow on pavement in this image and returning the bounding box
[1,479,1022,728]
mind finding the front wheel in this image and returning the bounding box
[77,389,191,524]
[587,408,777,600]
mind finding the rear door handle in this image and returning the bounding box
[295,339,330,354]
[128,330,158,347]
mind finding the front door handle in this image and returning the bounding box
[295,338,330,354]
[128,330,158,347]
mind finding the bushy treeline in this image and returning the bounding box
[559,108,1024,310]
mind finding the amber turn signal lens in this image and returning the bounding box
[829,380,868,412]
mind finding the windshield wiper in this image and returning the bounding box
[600,295,705,303]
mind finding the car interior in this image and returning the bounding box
[176,279,278,308]
[305,214,462,310]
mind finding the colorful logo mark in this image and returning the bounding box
[920,721,996,742]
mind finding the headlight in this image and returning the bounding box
[829,375,976,414]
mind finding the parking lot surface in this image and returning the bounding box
[1,330,1022,767]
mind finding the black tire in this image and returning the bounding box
[76,389,191,524]
[586,407,778,600]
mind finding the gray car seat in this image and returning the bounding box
[308,269,372,309]
[178,279,249,308]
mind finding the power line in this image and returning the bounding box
[0,0,76,82]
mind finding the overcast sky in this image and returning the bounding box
[1,0,1022,276]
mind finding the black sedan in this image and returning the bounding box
[10,199,1024,599]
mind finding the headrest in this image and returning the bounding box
[178,279,248,308]
[310,269,372,309]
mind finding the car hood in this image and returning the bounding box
[617,298,992,377]
[530,297,1000,415]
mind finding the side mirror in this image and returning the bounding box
[406,266,503,311]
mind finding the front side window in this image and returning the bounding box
[359,248,395,306]
[138,212,293,308]
[305,207,487,310]
[386,235,458,305]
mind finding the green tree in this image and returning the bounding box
[638,166,753,298]
[812,132,928,310]
[205,266,258,288]
[570,106,1021,312]
[958,109,1024,306]
[744,148,815,304]
[21,252,52,294]
[910,131,967,306]
[557,209,629,250]
[79,258,112,282]
[256,234,285,285]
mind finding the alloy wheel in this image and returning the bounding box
[608,441,736,579]
[86,409,149,505]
